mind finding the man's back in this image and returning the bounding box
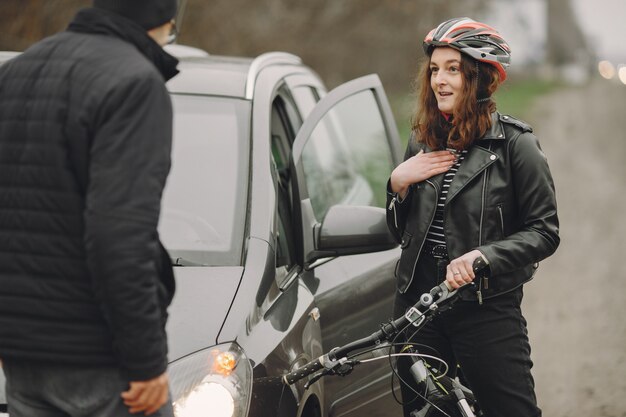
[0,4,179,414]
[0,23,174,376]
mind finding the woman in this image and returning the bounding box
[387,17,560,417]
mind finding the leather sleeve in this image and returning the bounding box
[477,131,560,276]
[386,132,420,243]
[84,73,173,381]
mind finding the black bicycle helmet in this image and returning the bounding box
[423,17,511,81]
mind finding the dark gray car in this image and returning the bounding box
[0,45,403,417]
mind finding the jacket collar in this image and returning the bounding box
[67,7,179,81]
[480,112,506,140]
[427,112,503,203]
[445,145,498,204]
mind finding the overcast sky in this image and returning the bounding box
[572,0,626,62]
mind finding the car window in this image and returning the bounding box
[271,96,296,267]
[301,89,394,220]
[271,90,300,271]
[291,86,320,119]
[158,95,250,266]
[271,95,297,173]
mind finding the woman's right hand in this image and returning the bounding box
[390,150,457,198]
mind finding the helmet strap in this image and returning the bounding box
[474,60,479,90]
[475,60,491,103]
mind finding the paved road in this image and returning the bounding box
[523,78,626,417]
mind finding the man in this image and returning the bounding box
[0,1,179,416]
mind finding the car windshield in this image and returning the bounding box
[158,95,250,266]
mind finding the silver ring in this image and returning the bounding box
[453,271,461,275]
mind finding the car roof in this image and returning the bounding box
[164,44,303,99]
[0,45,304,100]
[0,51,20,64]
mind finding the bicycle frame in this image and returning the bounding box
[402,344,477,417]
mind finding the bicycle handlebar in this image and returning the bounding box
[282,357,325,385]
[280,281,454,386]
[282,257,488,386]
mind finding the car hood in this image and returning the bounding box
[0,267,244,409]
[166,266,244,361]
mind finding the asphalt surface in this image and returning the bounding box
[523,77,626,417]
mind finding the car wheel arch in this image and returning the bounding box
[300,393,323,417]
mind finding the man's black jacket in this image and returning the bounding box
[387,113,560,300]
[0,10,176,381]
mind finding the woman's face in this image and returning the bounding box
[429,47,464,114]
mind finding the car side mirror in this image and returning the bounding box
[305,205,398,266]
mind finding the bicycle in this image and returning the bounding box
[280,259,488,417]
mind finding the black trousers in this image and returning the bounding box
[393,253,541,417]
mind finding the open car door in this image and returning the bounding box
[290,74,404,416]
[290,73,402,267]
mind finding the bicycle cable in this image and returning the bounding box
[404,319,449,376]
[385,315,454,417]
[360,352,449,376]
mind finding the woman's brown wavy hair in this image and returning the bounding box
[411,49,501,151]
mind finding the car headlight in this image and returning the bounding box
[169,342,252,417]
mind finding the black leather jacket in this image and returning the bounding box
[386,112,560,300]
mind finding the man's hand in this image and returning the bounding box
[390,150,457,198]
[121,372,170,416]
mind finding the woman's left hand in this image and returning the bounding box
[445,250,485,289]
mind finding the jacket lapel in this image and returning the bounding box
[421,143,446,193]
[428,172,446,194]
[444,112,505,203]
[445,145,498,204]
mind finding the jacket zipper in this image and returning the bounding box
[478,205,502,295]
[403,179,438,293]
[388,196,398,229]
[476,143,493,304]
[497,205,504,238]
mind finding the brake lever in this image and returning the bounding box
[430,281,475,313]
[334,360,358,377]
[302,360,358,390]
[303,369,329,390]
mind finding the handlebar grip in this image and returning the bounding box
[442,257,488,291]
[282,357,324,385]
[472,256,488,274]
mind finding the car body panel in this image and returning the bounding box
[313,250,400,416]
[165,266,243,360]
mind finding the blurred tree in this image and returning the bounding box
[546,0,593,67]
[179,0,490,91]
[0,0,490,93]
[0,0,89,51]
